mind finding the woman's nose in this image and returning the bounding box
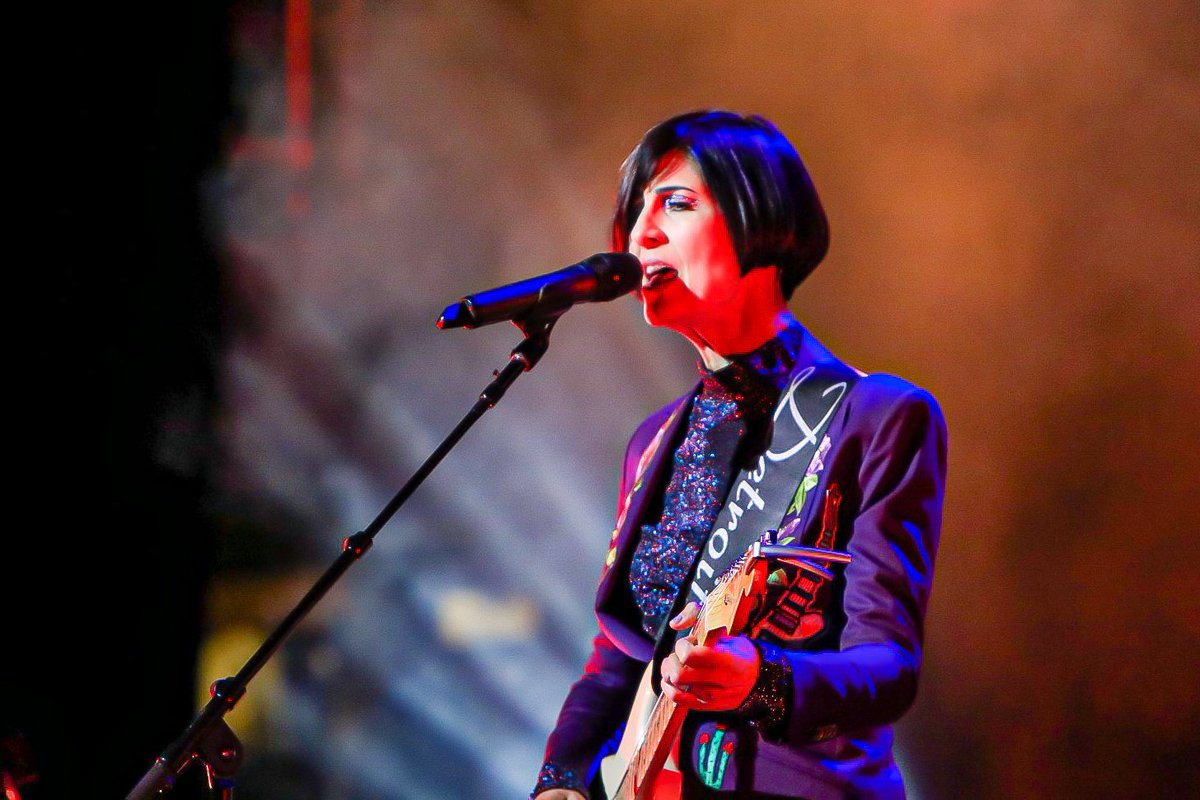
[630,208,665,249]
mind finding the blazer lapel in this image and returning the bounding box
[595,389,694,659]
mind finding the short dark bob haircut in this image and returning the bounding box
[611,110,829,300]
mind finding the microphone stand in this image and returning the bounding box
[128,314,561,799]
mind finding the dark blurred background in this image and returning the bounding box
[5,1,1197,798]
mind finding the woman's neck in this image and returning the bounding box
[688,306,796,371]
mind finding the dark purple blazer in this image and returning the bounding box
[540,326,948,800]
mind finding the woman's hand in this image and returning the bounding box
[534,791,586,800]
[659,602,760,711]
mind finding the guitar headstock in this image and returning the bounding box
[692,550,769,646]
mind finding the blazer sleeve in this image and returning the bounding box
[534,414,668,796]
[777,379,948,742]
[535,631,646,795]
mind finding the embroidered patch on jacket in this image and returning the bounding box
[632,410,677,491]
[750,483,844,646]
[810,724,840,742]
[693,722,737,790]
[604,527,620,567]
[602,409,680,579]
[783,434,832,522]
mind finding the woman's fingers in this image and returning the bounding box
[660,635,761,710]
[669,602,701,630]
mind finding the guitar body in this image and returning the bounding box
[597,542,848,800]
[601,551,770,800]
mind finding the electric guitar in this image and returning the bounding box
[599,541,851,800]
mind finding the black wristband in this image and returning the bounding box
[733,639,793,738]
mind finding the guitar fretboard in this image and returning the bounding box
[615,689,683,800]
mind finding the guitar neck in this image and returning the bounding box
[614,689,687,800]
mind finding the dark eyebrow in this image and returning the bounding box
[652,184,695,195]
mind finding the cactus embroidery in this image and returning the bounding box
[696,725,736,789]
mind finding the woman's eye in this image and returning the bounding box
[663,193,697,212]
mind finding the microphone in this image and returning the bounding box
[437,252,642,330]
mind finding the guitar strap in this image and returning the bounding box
[647,359,858,685]
[668,360,859,799]
[681,359,858,611]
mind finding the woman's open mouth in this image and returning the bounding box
[642,261,678,289]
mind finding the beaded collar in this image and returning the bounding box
[697,322,806,419]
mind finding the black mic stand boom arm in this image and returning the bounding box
[127,314,561,799]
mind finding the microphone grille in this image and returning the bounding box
[586,252,642,300]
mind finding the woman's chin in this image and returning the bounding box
[641,307,698,342]
[642,287,705,328]
[640,297,678,330]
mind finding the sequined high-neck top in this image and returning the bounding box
[628,322,807,638]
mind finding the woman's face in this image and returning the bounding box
[627,152,745,333]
